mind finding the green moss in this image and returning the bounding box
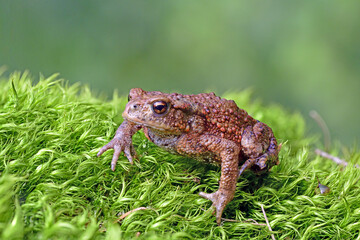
[0,72,359,239]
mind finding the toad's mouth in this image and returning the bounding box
[123,115,178,133]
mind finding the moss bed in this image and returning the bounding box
[1,72,360,239]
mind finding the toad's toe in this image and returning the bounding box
[199,191,232,225]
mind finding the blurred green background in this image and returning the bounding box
[0,0,359,147]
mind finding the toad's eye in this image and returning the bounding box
[152,101,169,115]
[127,95,131,102]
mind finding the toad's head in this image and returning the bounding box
[123,88,199,135]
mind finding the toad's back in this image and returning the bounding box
[166,92,257,145]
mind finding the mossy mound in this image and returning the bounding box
[1,72,359,239]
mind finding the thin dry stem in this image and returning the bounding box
[115,207,148,222]
[310,110,331,151]
[315,149,359,168]
[261,204,276,240]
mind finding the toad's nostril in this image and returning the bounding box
[132,104,139,110]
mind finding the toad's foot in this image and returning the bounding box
[97,136,137,171]
[97,120,141,171]
[199,190,233,225]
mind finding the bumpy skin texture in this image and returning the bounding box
[97,88,280,225]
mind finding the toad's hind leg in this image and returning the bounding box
[176,134,240,225]
[238,123,279,178]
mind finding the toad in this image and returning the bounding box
[97,88,280,225]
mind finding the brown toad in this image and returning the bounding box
[97,88,280,225]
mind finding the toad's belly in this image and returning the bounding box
[146,128,180,154]
[146,128,222,165]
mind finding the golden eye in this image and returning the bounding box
[152,101,169,115]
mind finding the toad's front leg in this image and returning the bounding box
[176,134,240,225]
[97,120,142,171]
